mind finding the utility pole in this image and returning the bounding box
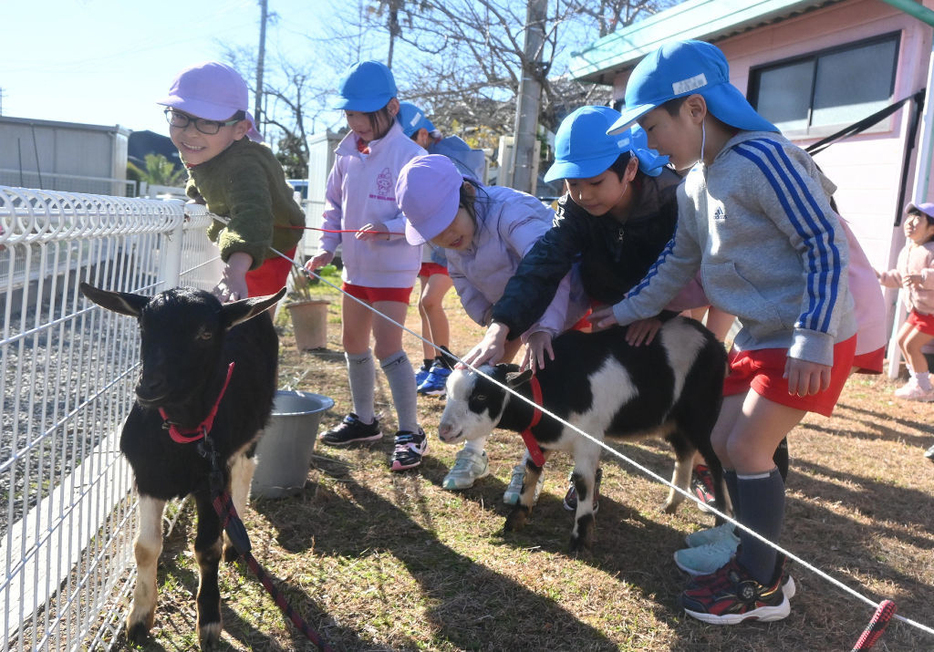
[510,0,547,195]
[255,0,268,139]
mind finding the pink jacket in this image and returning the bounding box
[320,122,426,288]
[879,240,934,316]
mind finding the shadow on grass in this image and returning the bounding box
[255,456,627,650]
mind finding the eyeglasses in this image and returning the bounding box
[164,109,241,135]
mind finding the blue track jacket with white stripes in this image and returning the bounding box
[612,130,856,368]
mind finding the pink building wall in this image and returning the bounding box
[612,0,934,339]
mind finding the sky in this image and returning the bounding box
[1,0,338,136]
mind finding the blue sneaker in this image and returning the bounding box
[415,363,432,387]
[417,362,451,396]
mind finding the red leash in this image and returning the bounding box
[519,375,547,467]
[281,225,406,236]
[851,600,897,651]
[159,362,235,443]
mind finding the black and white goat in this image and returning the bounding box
[80,282,284,649]
[439,317,727,552]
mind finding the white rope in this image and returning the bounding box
[265,239,934,638]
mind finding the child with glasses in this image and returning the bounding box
[158,60,304,302]
[304,61,429,472]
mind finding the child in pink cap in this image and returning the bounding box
[878,202,934,401]
[157,60,304,302]
[396,153,587,494]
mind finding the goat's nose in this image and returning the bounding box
[438,421,454,441]
[135,375,169,402]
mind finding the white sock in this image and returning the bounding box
[463,436,487,454]
[917,371,931,391]
[379,350,419,434]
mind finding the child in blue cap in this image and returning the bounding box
[462,105,701,507]
[304,61,429,472]
[158,61,305,302]
[591,40,857,624]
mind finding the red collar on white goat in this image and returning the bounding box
[159,362,236,444]
[519,374,546,467]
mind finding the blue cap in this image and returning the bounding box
[398,101,436,137]
[334,61,397,112]
[608,40,778,135]
[544,106,669,183]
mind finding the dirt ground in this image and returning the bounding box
[113,292,934,651]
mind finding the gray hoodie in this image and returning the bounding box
[613,130,855,367]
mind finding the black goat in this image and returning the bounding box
[439,318,727,552]
[80,282,284,649]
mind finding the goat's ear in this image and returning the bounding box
[505,368,533,388]
[79,282,149,318]
[220,286,287,330]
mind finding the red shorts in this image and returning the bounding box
[722,336,857,417]
[908,310,934,336]
[245,248,295,297]
[342,282,413,304]
[852,346,885,375]
[419,262,449,278]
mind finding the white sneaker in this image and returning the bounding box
[442,448,490,490]
[502,464,544,505]
[674,538,739,576]
[684,522,740,549]
[894,379,934,401]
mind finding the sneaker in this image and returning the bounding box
[685,523,739,549]
[415,363,432,388]
[417,362,451,396]
[894,378,934,401]
[563,467,602,512]
[674,538,739,577]
[442,448,490,490]
[679,558,790,625]
[389,428,428,471]
[319,413,381,446]
[503,464,545,505]
[926,443,934,462]
[692,464,717,513]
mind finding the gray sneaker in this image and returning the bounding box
[674,538,739,577]
[442,448,490,490]
[502,463,544,505]
[684,522,739,549]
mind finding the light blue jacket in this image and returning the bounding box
[613,130,855,366]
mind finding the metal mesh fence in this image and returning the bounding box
[0,186,221,650]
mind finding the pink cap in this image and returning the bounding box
[396,155,464,245]
[907,202,934,220]
[157,61,262,142]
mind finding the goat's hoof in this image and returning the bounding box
[504,506,530,532]
[661,501,679,514]
[223,544,241,563]
[126,617,152,644]
[568,534,593,555]
[198,622,222,650]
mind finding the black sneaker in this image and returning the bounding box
[319,413,382,446]
[390,428,427,471]
[563,467,602,512]
[692,464,717,513]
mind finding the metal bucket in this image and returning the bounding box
[251,390,334,498]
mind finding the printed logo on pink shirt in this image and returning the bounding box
[370,168,395,201]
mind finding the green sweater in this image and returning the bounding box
[186,137,304,269]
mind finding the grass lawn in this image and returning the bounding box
[114,280,934,651]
